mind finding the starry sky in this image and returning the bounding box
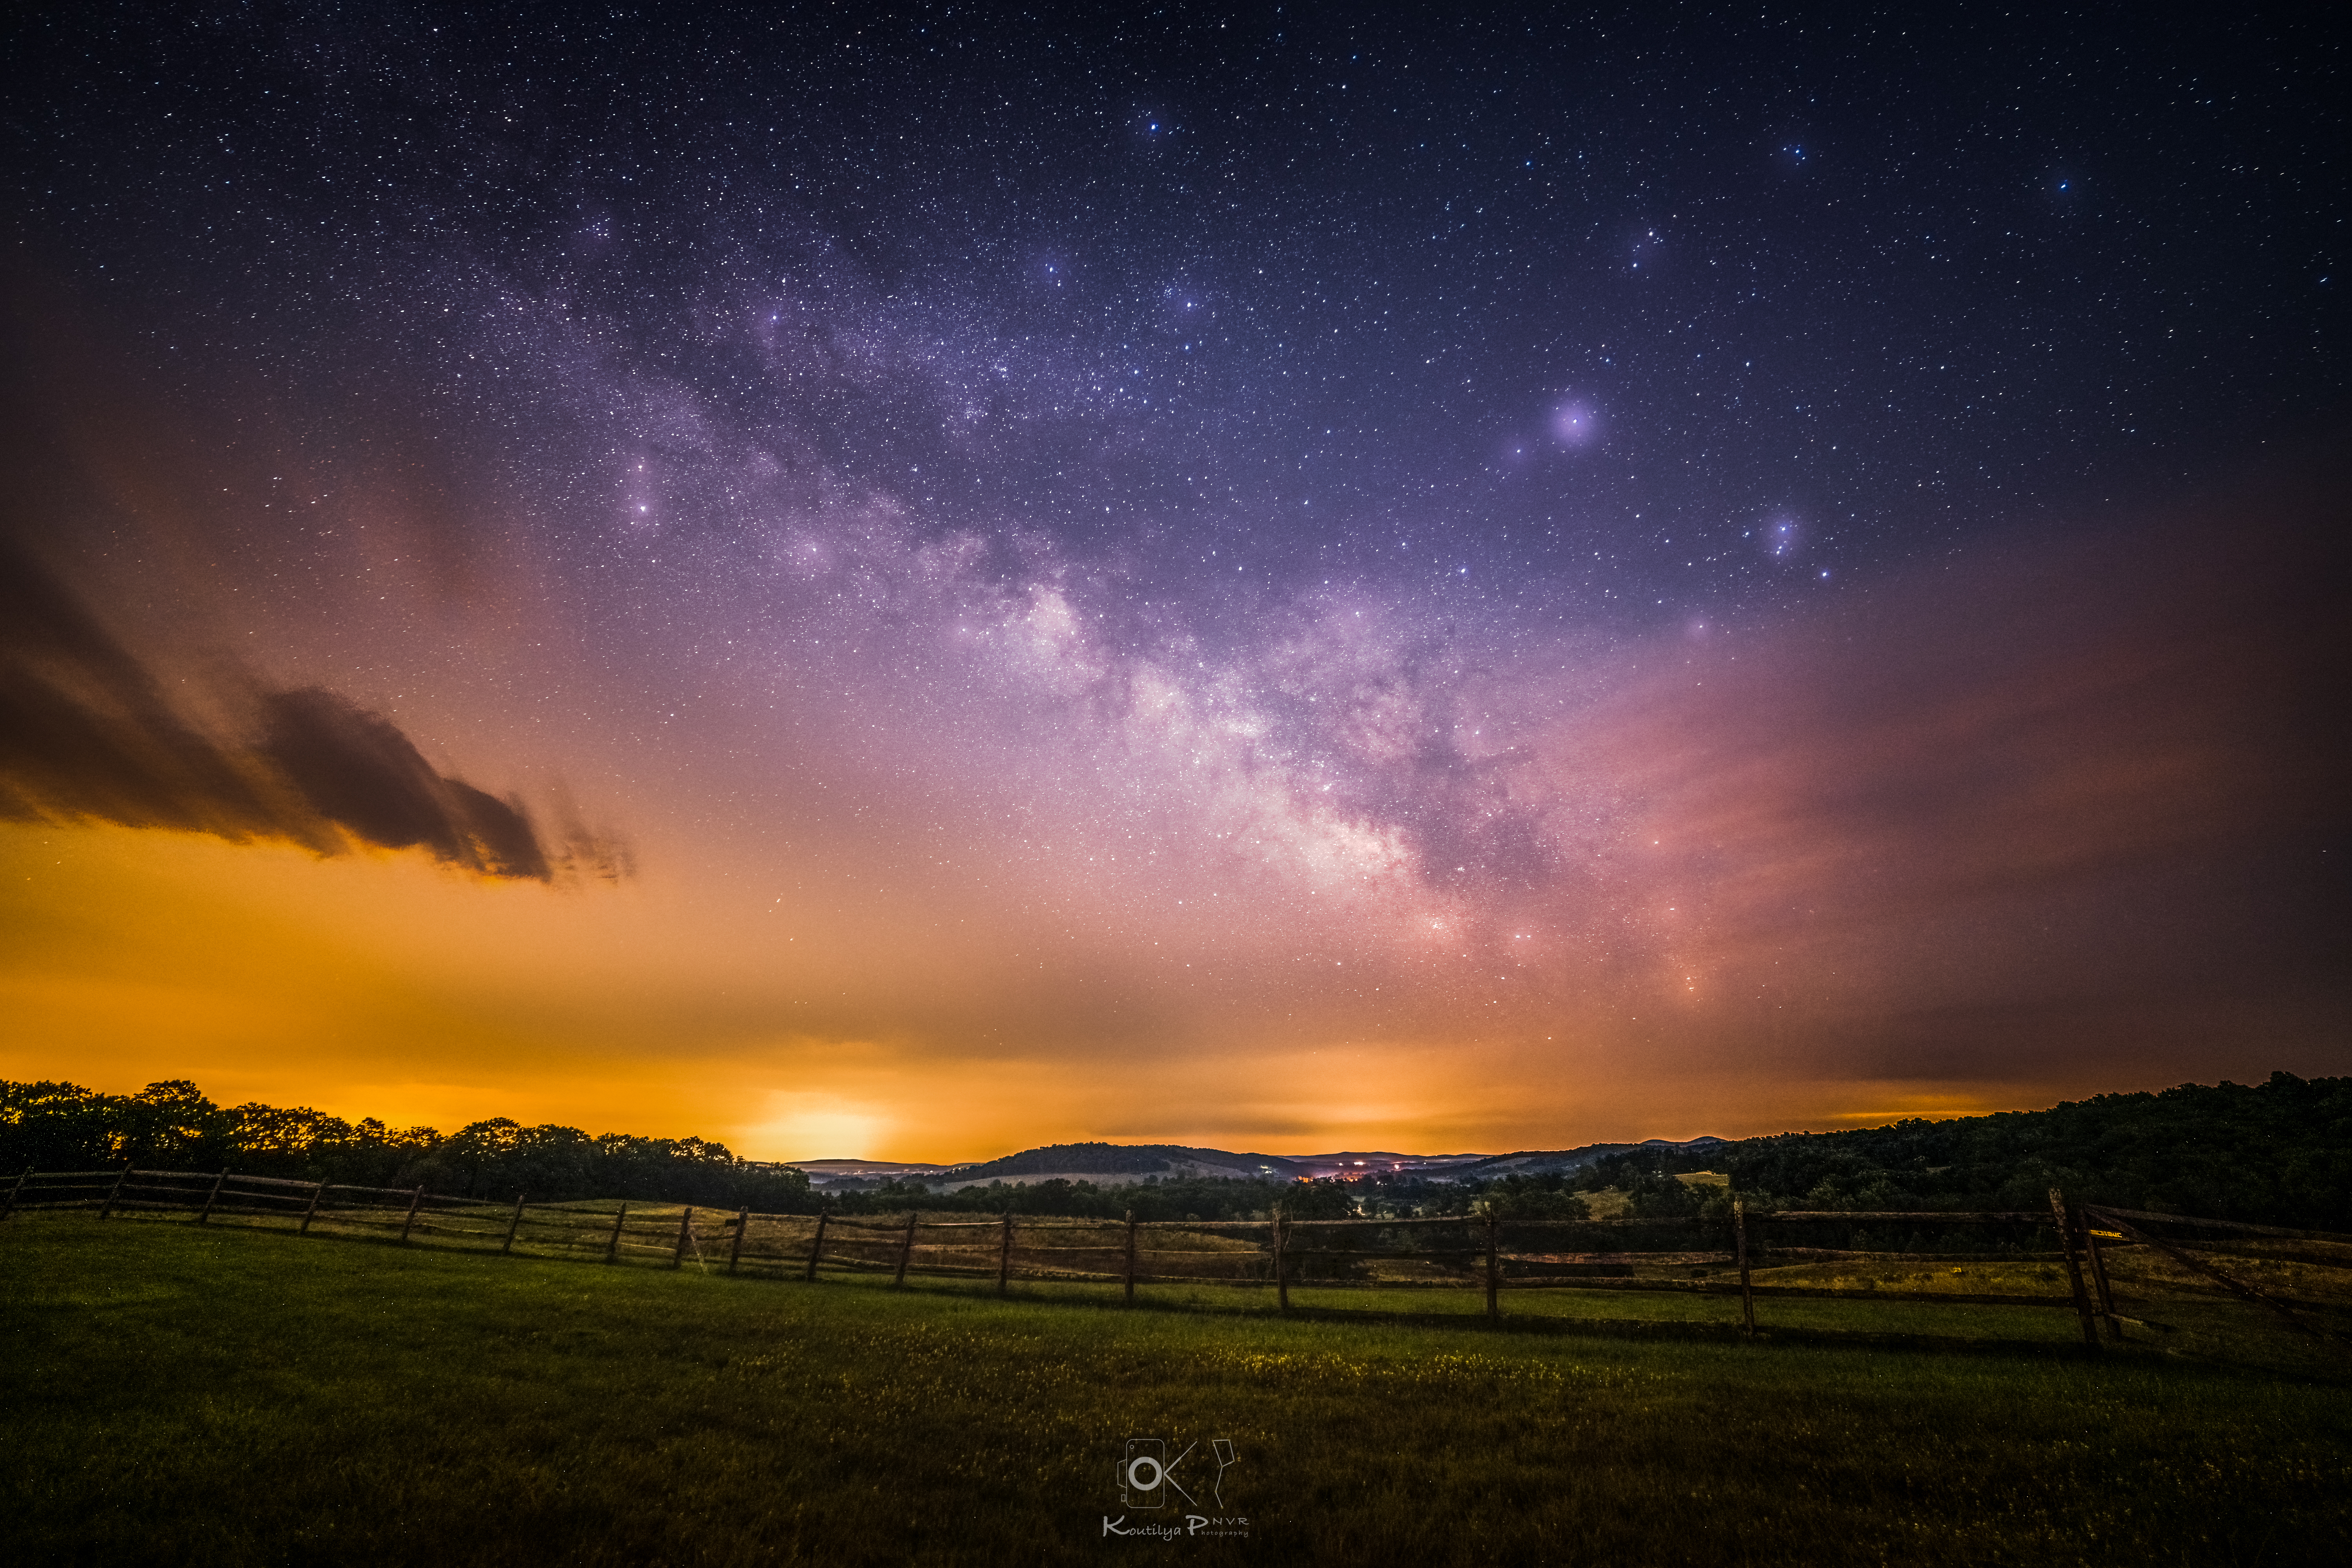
[4,3,2346,1161]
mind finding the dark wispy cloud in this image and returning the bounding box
[0,542,624,883]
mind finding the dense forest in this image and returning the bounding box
[0,1080,815,1212]
[5,1073,2346,1228]
[1632,1073,2352,1230]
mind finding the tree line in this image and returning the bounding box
[0,1080,815,1212]
[1570,1073,2351,1229]
[7,1072,2344,1228]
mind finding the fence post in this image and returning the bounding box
[1735,1198,1757,1335]
[1484,1209,1502,1323]
[503,1194,526,1254]
[198,1171,229,1225]
[400,1185,426,1246]
[299,1180,327,1235]
[98,1162,131,1221]
[604,1203,628,1262]
[1272,1207,1290,1314]
[892,1210,918,1288]
[2048,1188,2101,1351]
[3,1166,30,1221]
[1124,1210,1138,1305]
[804,1211,829,1281]
[996,1212,1014,1296]
[728,1207,749,1274]
[2082,1220,2121,1341]
[673,1206,695,1268]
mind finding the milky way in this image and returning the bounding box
[3,5,2345,1157]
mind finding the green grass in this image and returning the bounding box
[5,1215,2349,1566]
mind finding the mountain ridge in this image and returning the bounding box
[789,1135,1730,1187]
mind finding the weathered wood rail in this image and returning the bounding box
[6,1165,2344,1348]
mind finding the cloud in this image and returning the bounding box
[0,541,625,883]
[0,541,283,843]
[259,688,552,880]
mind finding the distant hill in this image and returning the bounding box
[944,1142,1307,1183]
[906,1136,1725,1187]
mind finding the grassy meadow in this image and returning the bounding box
[4,1212,2349,1566]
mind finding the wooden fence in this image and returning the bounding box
[6,1165,2345,1349]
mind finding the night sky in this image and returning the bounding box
[5,4,2346,1160]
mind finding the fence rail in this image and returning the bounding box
[5,1163,2346,1348]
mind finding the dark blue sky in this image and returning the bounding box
[16,3,2343,612]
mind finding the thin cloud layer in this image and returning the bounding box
[1532,476,2352,1082]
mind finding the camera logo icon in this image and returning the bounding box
[1104,1437,1247,1539]
[1120,1438,1183,1508]
[1116,1436,1238,1510]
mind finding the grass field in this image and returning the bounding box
[5,1214,2349,1566]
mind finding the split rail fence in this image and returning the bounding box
[7,1165,2347,1349]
